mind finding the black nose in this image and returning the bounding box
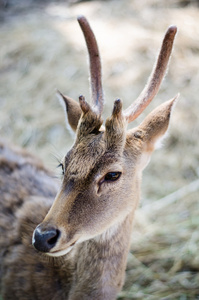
[32,226,60,253]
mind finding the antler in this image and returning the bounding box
[77,16,104,115]
[123,25,177,123]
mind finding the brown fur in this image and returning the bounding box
[0,17,178,300]
[0,98,176,299]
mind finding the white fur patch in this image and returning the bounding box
[139,152,151,170]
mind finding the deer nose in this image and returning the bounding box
[32,225,60,253]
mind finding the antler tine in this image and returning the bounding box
[77,16,104,115]
[124,25,177,123]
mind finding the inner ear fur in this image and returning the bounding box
[128,95,178,153]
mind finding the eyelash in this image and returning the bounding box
[57,163,65,175]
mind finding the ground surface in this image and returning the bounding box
[0,0,199,299]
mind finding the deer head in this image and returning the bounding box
[32,16,178,257]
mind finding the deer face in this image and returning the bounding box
[32,96,177,257]
[32,16,178,256]
[32,100,140,256]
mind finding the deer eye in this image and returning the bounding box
[104,172,121,182]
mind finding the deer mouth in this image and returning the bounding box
[47,240,77,257]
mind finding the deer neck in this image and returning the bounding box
[68,207,136,300]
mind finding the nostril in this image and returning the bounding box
[33,226,61,253]
[47,229,60,246]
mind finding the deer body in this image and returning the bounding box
[0,140,136,299]
[0,17,178,300]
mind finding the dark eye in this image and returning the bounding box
[57,163,64,175]
[104,172,121,182]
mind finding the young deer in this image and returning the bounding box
[0,16,178,300]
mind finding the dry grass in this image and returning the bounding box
[0,0,199,299]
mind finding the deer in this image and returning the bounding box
[0,16,178,300]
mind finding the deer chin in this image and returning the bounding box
[47,245,74,257]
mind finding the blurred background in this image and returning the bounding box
[0,0,199,299]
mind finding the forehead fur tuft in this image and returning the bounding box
[76,108,103,140]
[74,99,127,161]
[105,100,127,152]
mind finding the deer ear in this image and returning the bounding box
[57,91,82,132]
[128,95,179,169]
